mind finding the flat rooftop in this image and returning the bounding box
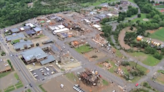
[21,47,48,61]
[0,61,11,73]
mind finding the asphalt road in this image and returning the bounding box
[0,34,41,92]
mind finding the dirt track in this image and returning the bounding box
[118,27,131,50]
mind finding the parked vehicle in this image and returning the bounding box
[73,84,85,92]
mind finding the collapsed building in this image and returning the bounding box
[78,69,100,86]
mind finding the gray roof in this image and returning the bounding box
[21,47,48,61]
[95,14,107,20]
[40,55,55,65]
[33,27,42,32]
[13,40,33,50]
[6,33,25,41]
[10,28,19,33]
[23,26,31,31]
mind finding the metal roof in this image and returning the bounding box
[25,30,36,35]
[40,55,55,65]
[13,40,33,50]
[6,33,25,41]
[10,28,19,33]
[33,27,42,32]
[21,47,48,61]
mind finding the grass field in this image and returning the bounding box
[75,44,93,53]
[65,73,78,81]
[0,71,12,78]
[149,27,164,41]
[132,13,147,23]
[155,5,164,8]
[129,52,160,66]
[115,49,123,58]
[81,0,117,6]
[39,85,47,92]
[128,0,134,3]
[108,60,148,83]
[4,85,15,92]
[102,79,109,86]
[158,70,164,74]
[156,73,164,84]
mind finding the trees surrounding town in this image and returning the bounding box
[117,6,138,22]
[0,0,99,28]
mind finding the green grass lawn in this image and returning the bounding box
[0,71,12,78]
[14,73,24,89]
[115,49,123,58]
[14,73,19,80]
[158,70,164,74]
[11,39,20,44]
[39,85,47,92]
[108,61,117,73]
[81,0,117,6]
[25,89,31,92]
[75,44,93,53]
[132,13,147,23]
[102,79,109,86]
[108,60,148,83]
[128,0,134,3]
[15,81,23,89]
[155,5,164,8]
[129,52,160,66]
[149,27,164,41]
[65,73,77,81]
[4,85,15,92]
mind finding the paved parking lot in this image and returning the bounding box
[31,66,57,80]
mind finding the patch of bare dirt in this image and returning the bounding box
[118,27,136,50]
[146,27,163,34]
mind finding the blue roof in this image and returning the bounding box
[26,30,36,35]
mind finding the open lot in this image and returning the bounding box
[132,13,148,23]
[0,72,23,92]
[155,70,164,84]
[75,44,93,54]
[42,75,76,92]
[149,27,164,41]
[83,49,106,61]
[129,52,160,66]
[31,66,57,80]
[98,60,148,83]
[42,72,124,92]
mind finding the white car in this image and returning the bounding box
[34,75,38,77]
[112,90,116,92]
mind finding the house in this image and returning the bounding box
[92,34,108,46]
[92,24,102,31]
[23,26,31,31]
[70,40,87,48]
[0,61,12,73]
[25,23,35,28]
[10,28,20,33]
[21,47,48,64]
[53,25,69,34]
[83,19,91,24]
[95,14,107,20]
[6,33,25,42]
[107,13,113,17]
[25,30,36,36]
[13,40,34,51]
[33,27,42,34]
[89,17,100,24]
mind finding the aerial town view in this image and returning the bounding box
[0,0,164,92]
